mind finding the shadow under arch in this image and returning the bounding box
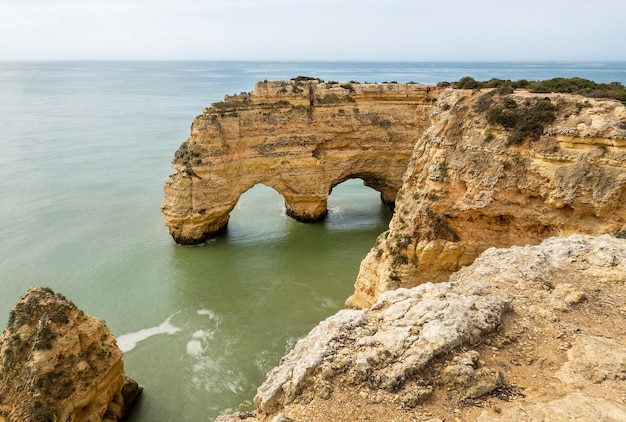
[224,182,291,244]
[328,172,398,213]
[223,179,392,242]
[326,178,393,231]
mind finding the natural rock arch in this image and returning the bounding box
[231,176,390,229]
[162,80,440,245]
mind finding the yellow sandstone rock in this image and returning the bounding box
[0,287,141,422]
[347,89,626,308]
[161,80,441,244]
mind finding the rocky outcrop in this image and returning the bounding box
[162,80,441,244]
[164,82,626,420]
[217,234,626,422]
[0,287,141,421]
[347,88,626,308]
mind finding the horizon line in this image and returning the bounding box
[2,59,626,64]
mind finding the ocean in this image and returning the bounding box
[0,61,624,421]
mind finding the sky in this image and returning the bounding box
[1,0,625,61]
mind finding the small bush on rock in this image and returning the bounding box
[487,98,556,145]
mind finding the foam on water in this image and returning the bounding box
[117,313,182,353]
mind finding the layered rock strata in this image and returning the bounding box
[162,80,441,244]
[348,88,626,308]
[217,234,626,422]
[0,287,141,421]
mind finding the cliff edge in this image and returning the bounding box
[217,234,626,422]
[348,88,626,308]
[212,84,626,421]
[0,287,141,421]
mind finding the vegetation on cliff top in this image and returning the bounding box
[485,96,557,145]
[440,76,626,104]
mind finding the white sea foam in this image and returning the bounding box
[186,339,203,356]
[186,329,215,356]
[196,309,218,319]
[328,206,344,218]
[117,313,182,353]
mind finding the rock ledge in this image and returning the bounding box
[217,235,626,422]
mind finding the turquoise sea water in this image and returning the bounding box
[0,61,624,421]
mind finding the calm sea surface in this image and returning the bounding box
[1,61,624,421]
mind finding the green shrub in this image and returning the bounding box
[291,76,322,82]
[340,83,355,92]
[440,163,448,177]
[454,76,481,89]
[487,98,556,145]
[366,113,392,128]
[503,97,518,109]
[31,401,55,422]
[316,94,355,105]
[448,76,626,104]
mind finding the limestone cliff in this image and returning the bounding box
[216,234,626,422]
[347,88,626,308]
[0,287,141,421]
[162,80,441,244]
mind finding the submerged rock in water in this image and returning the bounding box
[0,287,141,421]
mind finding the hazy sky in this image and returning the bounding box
[1,0,625,61]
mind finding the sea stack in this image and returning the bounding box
[0,287,141,421]
[161,79,442,245]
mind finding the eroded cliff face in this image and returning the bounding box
[347,88,626,308]
[0,287,141,421]
[162,80,441,244]
[216,235,626,422]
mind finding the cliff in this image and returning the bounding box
[208,83,626,421]
[0,287,141,421]
[347,88,626,308]
[217,234,626,422]
[162,80,441,244]
[161,81,626,420]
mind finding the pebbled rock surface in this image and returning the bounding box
[0,287,141,422]
[216,235,626,421]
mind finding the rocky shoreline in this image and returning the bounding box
[1,80,625,421]
[208,81,626,421]
[217,235,626,421]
